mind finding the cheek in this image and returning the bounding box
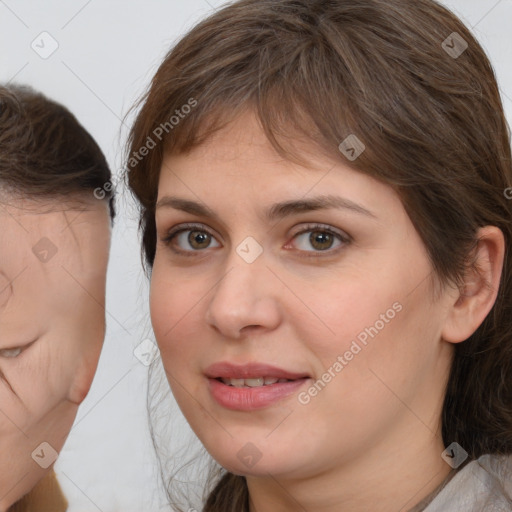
[150,270,199,354]
[296,265,437,399]
[18,294,107,410]
[361,284,443,398]
[288,276,398,363]
[60,300,106,404]
[149,272,212,412]
[0,272,12,312]
[0,352,64,431]
[309,282,440,421]
[0,387,29,434]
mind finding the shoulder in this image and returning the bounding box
[426,454,512,512]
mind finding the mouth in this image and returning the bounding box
[205,362,311,410]
[218,377,296,387]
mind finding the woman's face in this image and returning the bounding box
[151,111,457,482]
[0,195,110,508]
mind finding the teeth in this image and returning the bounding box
[220,377,290,387]
[229,378,245,388]
[245,378,264,387]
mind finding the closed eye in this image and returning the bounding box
[0,339,37,359]
[0,347,22,358]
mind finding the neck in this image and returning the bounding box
[246,425,452,512]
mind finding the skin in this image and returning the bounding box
[0,194,111,511]
[150,110,505,512]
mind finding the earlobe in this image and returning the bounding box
[442,226,505,344]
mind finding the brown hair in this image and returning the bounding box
[0,84,115,218]
[126,0,512,510]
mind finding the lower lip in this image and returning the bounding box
[208,378,309,411]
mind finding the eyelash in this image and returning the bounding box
[161,222,350,257]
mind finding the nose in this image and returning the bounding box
[205,256,282,340]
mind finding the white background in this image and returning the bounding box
[0,1,511,510]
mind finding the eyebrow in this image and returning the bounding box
[155,195,377,221]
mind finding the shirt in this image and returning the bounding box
[423,454,512,512]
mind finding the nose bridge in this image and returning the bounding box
[205,244,280,337]
[218,233,268,294]
[212,248,267,310]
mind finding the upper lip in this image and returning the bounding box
[204,362,310,380]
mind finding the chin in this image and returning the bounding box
[208,446,302,479]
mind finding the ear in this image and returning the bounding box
[442,226,505,344]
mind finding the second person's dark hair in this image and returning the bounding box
[0,84,115,219]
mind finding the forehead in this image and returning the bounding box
[160,123,326,209]
[165,109,324,167]
[0,190,97,211]
[0,195,110,265]
[0,193,109,222]
[0,194,110,331]
[160,110,368,191]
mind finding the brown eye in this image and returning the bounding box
[163,225,221,253]
[188,230,212,249]
[290,225,347,253]
[309,231,335,251]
